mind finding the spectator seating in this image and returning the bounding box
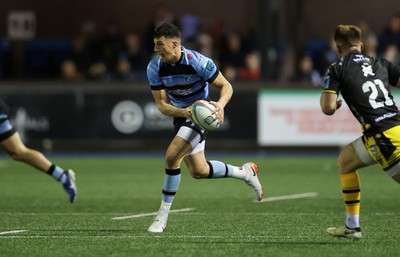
[25,38,72,78]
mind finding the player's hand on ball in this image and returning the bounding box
[191,100,221,131]
[209,101,224,124]
[186,107,193,120]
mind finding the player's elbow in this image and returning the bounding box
[321,105,336,115]
[320,94,337,116]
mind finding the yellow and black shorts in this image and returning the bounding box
[353,125,400,177]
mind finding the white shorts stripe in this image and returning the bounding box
[176,126,205,155]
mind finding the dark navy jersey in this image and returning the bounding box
[323,51,400,135]
[147,46,219,108]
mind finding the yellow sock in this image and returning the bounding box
[340,172,361,215]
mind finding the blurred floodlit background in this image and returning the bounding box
[0,0,399,152]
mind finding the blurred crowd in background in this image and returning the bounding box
[1,3,400,86]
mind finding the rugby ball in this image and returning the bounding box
[191,100,220,131]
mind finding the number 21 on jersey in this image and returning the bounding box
[362,79,394,109]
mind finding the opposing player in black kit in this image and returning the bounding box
[320,25,400,239]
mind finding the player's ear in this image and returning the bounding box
[360,42,364,52]
[336,45,342,54]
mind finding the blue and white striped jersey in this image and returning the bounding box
[147,46,219,108]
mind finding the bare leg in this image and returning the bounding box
[0,132,51,172]
[184,150,210,179]
[338,143,366,174]
[165,136,192,169]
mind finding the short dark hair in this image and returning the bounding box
[154,23,181,39]
[334,25,362,49]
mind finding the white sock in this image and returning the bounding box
[345,214,360,228]
[232,166,247,180]
[160,201,172,212]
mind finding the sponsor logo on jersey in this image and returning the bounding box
[205,60,215,71]
[375,112,397,123]
[353,54,370,63]
[171,88,193,96]
[362,63,375,77]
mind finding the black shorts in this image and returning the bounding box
[173,117,207,142]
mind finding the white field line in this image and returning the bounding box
[1,211,397,216]
[1,212,136,216]
[0,230,28,235]
[0,235,316,239]
[112,208,195,220]
[257,192,318,203]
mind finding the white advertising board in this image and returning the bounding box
[257,89,361,146]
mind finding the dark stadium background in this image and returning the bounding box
[0,0,399,151]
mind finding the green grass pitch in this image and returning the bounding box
[0,154,399,257]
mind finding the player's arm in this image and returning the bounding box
[209,72,233,124]
[151,89,192,119]
[320,91,342,116]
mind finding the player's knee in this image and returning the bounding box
[337,146,363,174]
[7,149,25,162]
[164,154,180,167]
[190,172,202,179]
[189,167,209,179]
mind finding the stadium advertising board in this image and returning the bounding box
[257,89,361,146]
[0,88,257,148]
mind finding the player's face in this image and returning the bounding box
[154,36,178,63]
